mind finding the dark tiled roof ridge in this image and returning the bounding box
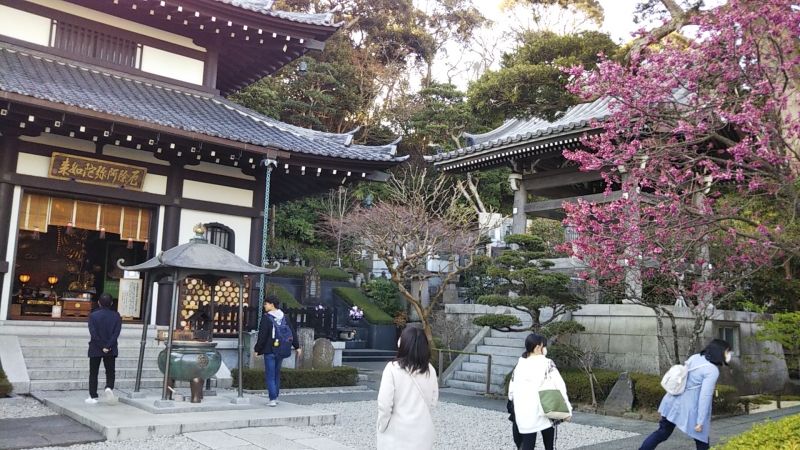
[426,97,612,163]
[210,0,341,27]
[0,43,403,162]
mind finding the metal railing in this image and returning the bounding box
[433,348,493,395]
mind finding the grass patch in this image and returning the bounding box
[266,283,302,309]
[714,413,800,449]
[272,266,351,282]
[231,366,358,389]
[333,287,394,325]
[0,368,12,397]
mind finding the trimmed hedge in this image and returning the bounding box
[714,413,800,449]
[272,266,351,282]
[333,287,394,325]
[266,283,302,309]
[554,369,739,414]
[0,368,12,397]
[231,366,358,389]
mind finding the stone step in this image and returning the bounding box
[461,362,515,376]
[28,368,163,381]
[0,322,161,338]
[22,346,162,358]
[490,329,531,339]
[476,345,523,357]
[30,378,165,391]
[469,354,519,367]
[445,378,503,394]
[452,370,508,385]
[483,337,526,348]
[25,357,160,369]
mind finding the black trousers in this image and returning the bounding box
[88,355,116,399]
[519,426,555,450]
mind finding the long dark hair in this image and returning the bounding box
[701,338,731,366]
[395,327,431,374]
[522,333,547,358]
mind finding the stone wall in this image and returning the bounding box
[445,303,789,394]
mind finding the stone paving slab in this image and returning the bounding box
[184,427,354,450]
[35,391,337,441]
[0,415,104,449]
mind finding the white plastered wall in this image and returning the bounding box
[0,5,51,46]
[182,179,253,208]
[179,209,251,261]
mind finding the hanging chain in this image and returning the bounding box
[257,160,276,328]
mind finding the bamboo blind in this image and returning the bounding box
[18,193,151,241]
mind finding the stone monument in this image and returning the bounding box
[604,372,635,414]
[311,338,335,369]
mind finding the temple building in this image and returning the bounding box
[426,97,613,235]
[0,0,407,328]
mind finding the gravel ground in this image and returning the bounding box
[0,396,57,419]
[309,400,638,450]
[27,435,201,450]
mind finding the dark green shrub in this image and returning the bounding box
[630,372,664,409]
[0,368,11,397]
[363,278,402,317]
[333,287,394,325]
[266,283,302,309]
[714,413,800,449]
[713,385,740,415]
[232,366,358,390]
[561,369,620,404]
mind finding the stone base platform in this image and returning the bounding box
[33,390,337,441]
[119,391,263,414]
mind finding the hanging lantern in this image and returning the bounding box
[18,273,31,287]
[99,226,106,239]
[47,275,59,289]
[127,238,134,249]
[32,226,40,240]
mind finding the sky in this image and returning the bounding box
[430,0,643,90]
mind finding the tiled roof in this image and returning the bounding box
[0,44,404,163]
[211,0,338,27]
[425,97,612,164]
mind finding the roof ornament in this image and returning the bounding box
[192,223,208,242]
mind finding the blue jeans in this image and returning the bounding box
[640,417,709,450]
[263,353,283,401]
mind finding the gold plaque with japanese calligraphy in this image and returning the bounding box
[49,152,147,190]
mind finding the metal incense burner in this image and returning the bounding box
[157,340,222,403]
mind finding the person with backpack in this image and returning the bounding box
[376,327,438,450]
[508,333,572,450]
[640,339,732,450]
[86,293,121,404]
[254,295,300,407]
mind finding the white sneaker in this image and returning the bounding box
[85,397,98,404]
[268,400,277,407]
[103,387,117,403]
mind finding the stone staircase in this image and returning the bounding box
[445,329,527,394]
[0,321,169,392]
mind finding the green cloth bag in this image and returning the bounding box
[538,388,571,420]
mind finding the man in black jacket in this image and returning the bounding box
[254,295,301,406]
[86,293,122,404]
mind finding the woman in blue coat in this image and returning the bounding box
[640,339,732,450]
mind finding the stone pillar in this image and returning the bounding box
[297,327,315,369]
[0,133,20,306]
[156,162,184,325]
[509,172,527,235]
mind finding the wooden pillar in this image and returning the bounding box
[510,172,527,235]
[156,162,184,325]
[0,132,20,304]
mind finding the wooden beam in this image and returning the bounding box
[522,169,603,192]
[524,190,623,214]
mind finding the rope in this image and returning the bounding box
[257,160,275,328]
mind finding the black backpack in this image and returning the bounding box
[269,315,294,358]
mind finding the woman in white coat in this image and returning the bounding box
[508,333,572,450]
[377,327,439,450]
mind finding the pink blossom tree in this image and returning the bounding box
[561,0,800,359]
